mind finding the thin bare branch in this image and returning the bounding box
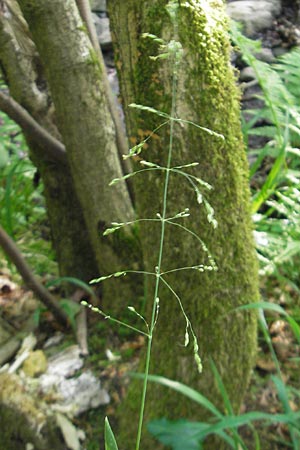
[0,225,69,326]
[71,288,89,356]
[0,90,67,163]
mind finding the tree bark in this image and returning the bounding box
[109,0,259,448]
[5,1,141,310]
[75,0,133,195]
[0,0,98,282]
[0,91,66,163]
[0,372,66,450]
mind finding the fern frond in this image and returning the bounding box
[274,48,300,95]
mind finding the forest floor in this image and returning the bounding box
[0,266,299,449]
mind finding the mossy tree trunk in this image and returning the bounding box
[0,373,65,450]
[108,0,259,447]
[0,0,98,282]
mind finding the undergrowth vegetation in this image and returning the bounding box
[231,23,300,289]
[0,9,300,450]
[0,106,56,275]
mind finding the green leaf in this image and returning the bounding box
[105,417,119,450]
[234,301,300,343]
[46,276,95,298]
[130,373,223,418]
[148,418,236,449]
[0,142,9,168]
[195,410,300,440]
[148,419,205,450]
[210,360,233,415]
[60,299,81,328]
[32,306,45,327]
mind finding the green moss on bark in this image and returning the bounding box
[110,1,258,449]
[0,406,64,450]
[0,374,64,450]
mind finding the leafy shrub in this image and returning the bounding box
[0,109,56,275]
[231,23,300,286]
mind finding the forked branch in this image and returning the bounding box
[0,225,69,326]
[0,90,67,163]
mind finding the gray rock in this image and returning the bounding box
[239,66,256,82]
[58,371,110,415]
[92,14,111,49]
[43,332,64,349]
[45,345,83,378]
[254,48,275,63]
[39,346,109,416]
[227,1,281,35]
[107,67,119,96]
[272,47,289,58]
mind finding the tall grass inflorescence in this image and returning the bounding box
[82,1,222,448]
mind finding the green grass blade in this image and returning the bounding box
[234,301,300,344]
[272,376,300,450]
[130,373,223,418]
[210,360,232,415]
[46,276,96,298]
[148,418,237,449]
[210,360,248,450]
[105,417,119,450]
[252,143,286,214]
[3,160,21,236]
[195,410,300,440]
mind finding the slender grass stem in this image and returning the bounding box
[135,35,179,450]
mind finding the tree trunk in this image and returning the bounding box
[12,0,142,309]
[109,0,259,447]
[0,0,98,282]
